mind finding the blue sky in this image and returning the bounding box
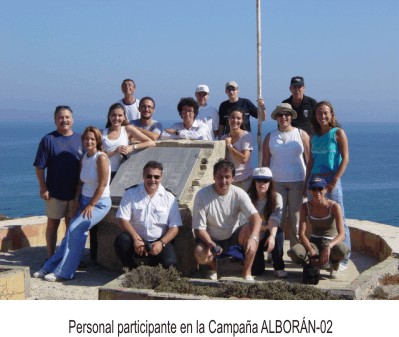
[0,0,398,123]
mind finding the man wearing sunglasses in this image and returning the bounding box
[282,76,317,136]
[218,81,266,137]
[114,161,182,269]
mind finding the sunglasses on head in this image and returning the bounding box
[310,186,324,191]
[146,174,161,180]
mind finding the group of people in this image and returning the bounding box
[32,75,350,283]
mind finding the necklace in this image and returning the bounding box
[279,127,293,143]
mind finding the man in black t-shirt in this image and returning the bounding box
[218,81,265,137]
[282,76,317,136]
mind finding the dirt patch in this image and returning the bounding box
[123,265,343,300]
[379,273,399,285]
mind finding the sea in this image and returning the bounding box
[0,119,398,228]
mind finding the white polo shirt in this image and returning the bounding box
[116,183,183,241]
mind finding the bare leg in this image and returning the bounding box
[194,243,216,270]
[239,224,258,278]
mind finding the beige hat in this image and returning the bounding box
[271,103,297,120]
[225,81,238,89]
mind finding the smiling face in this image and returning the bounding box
[54,108,73,136]
[83,131,97,154]
[225,86,239,101]
[276,112,293,130]
[109,107,126,126]
[289,85,304,100]
[228,110,244,130]
[195,91,208,107]
[213,167,234,195]
[143,167,162,195]
[139,99,155,120]
[180,105,195,128]
[315,104,333,128]
[121,80,135,96]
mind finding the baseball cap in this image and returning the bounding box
[252,167,273,179]
[195,84,209,93]
[225,81,239,89]
[308,176,327,189]
[290,76,304,86]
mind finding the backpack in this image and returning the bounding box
[303,264,320,285]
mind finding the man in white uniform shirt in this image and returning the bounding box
[192,160,262,281]
[114,161,182,269]
[195,84,219,139]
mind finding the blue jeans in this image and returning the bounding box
[42,195,111,279]
[308,175,351,265]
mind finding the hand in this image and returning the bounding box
[210,245,223,257]
[257,98,265,110]
[165,128,176,134]
[40,189,50,200]
[134,238,147,256]
[81,204,94,219]
[150,241,163,256]
[326,178,338,193]
[118,145,129,155]
[320,246,331,266]
[265,235,275,253]
[225,137,232,146]
[245,236,258,256]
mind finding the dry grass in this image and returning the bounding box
[122,265,342,300]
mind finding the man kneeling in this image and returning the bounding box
[192,160,262,281]
[114,161,182,269]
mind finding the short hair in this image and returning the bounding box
[227,107,246,130]
[81,126,103,152]
[177,97,199,118]
[311,100,341,135]
[122,79,136,87]
[54,105,73,118]
[106,103,129,128]
[139,96,156,108]
[143,160,163,173]
[213,159,235,177]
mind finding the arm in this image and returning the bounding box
[177,123,211,140]
[80,153,109,219]
[319,202,345,266]
[225,136,251,163]
[257,98,266,121]
[264,192,283,253]
[133,126,160,141]
[303,140,314,196]
[328,128,349,192]
[301,129,310,164]
[262,133,271,167]
[245,212,262,255]
[35,167,49,200]
[126,125,156,151]
[298,203,317,258]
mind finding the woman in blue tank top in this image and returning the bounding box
[305,101,351,269]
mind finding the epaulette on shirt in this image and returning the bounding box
[125,184,139,191]
[165,187,176,197]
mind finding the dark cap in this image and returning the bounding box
[308,176,327,189]
[290,76,304,87]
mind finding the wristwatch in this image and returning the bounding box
[160,239,166,248]
[175,130,180,136]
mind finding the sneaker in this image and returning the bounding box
[338,263,348,272]
[274,270,288,278]
[207,270,218,281]
[44,273,61,282]
[32,270,47,278]
[244,275,255,282]
[330,269,340,279]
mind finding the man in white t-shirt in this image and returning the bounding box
[192,160,262,281]
[118,78,140,122]
[195,84,219,139]
[114,161,182,269]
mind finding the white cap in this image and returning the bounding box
[252,167,273,179]
[195,84,209,93]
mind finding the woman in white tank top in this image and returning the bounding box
[262,103,310,248]
[103,103,155,179]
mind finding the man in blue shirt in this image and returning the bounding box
[33,106,82,258]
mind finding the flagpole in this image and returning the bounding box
[256,0,263,167]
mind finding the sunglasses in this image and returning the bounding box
[226,87,237,91]
[255,178,271,183]
[310,187,324,191]
[146,174,161,180]
[277,113,291,118]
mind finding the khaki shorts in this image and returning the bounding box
[46,197,76,220]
